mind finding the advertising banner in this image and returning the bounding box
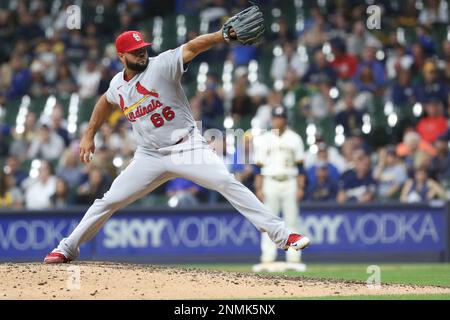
[0,204,448,262]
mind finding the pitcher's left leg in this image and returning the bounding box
[165,147,290,249]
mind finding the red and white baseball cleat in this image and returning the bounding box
[43,252,70,264]
[284,234,310,251]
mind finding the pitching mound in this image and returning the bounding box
[0,262,449,299]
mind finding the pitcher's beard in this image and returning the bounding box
[126,58,148,73]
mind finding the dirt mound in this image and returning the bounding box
[0,262,448,299]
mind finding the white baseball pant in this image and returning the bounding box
[53,131,291,260]
[260,177,301,263]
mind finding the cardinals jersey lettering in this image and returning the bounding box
[105,45,196,149]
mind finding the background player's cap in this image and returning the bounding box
[271,106,288,118]
[115,31,152,53]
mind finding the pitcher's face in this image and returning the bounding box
[119,47,149,73]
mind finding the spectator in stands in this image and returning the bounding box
[269,17,296,45]
[16,11,44,45]
[328,12,349,40]
[0,9,14,64]
[304,134,346,173]
[248,82,269,117]
[305,161,338,202]
[374,146,408,201]
[337,150,376,203]
[76,166,110,205]
[270,42,308,82]
[347,20,382,57]
[409,43,427,79]
[418,0,449,26]
[89,145,117,180]
[55,64,78,98]
[0,171,23,208]
[47,104,70,147]
[252,90,283,131]
[231,73,255,120]
[65,30,88,61]
[414,61,449,110]
[335,82,374,113]
[415,26,437,56]
[231,45,258,67]
[0,126,9,157]
[27,124,65,161]
[385,43,414,80]
[397,130,436,175]
[400,165,446,203]
[390,69,415,106]
[51,177,73,208]
[300,11,329,51]
[1,56,31,101]
[306,142,340,184]
[439,40,450,82]
[22,160,57,209]
[282,69,309,111]
[29,62,51,98]
[94,123,116,150]
[32,41,57,84]
[330,37,358,80]
[9,112,39,162]
[302,50,337,86]
[56,148,83,189]
[166,178,201,207]
[303,79,334,121]
[335,91,364,137]
[416,98,448,143]
[429,136,450,182]
[77,57,101,99]
[199,0,228,33]
[353,46,386,94]
[4,155,28,188]
[109,118,137,158]
[198,81,224,130]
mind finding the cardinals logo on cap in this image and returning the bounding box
[133,33,141,41]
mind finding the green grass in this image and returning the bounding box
[301,294,450,300]
[178,263,450,288]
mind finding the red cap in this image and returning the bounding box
[115,31,152,53]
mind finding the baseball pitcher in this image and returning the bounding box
[44,6,310,264]
[253,106,307,271]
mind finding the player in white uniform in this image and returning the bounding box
[252,106,307,272]
[44,29,310,263]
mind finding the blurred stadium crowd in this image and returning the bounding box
[0,0,450,209]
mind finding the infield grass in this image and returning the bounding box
[176,263,450,299]
[179,263,450,287]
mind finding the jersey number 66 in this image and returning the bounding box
[150,106,175,127]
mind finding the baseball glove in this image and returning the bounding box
[222,5,265,45]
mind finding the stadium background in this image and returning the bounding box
[0,0,449,266]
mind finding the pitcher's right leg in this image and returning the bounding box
[45,152,169,263]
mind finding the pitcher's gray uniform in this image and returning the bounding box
[50,45,293,260]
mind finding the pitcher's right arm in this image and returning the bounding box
[79,93,114,163]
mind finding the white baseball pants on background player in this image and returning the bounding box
[53,130,291,260]
[260,177,301,263]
